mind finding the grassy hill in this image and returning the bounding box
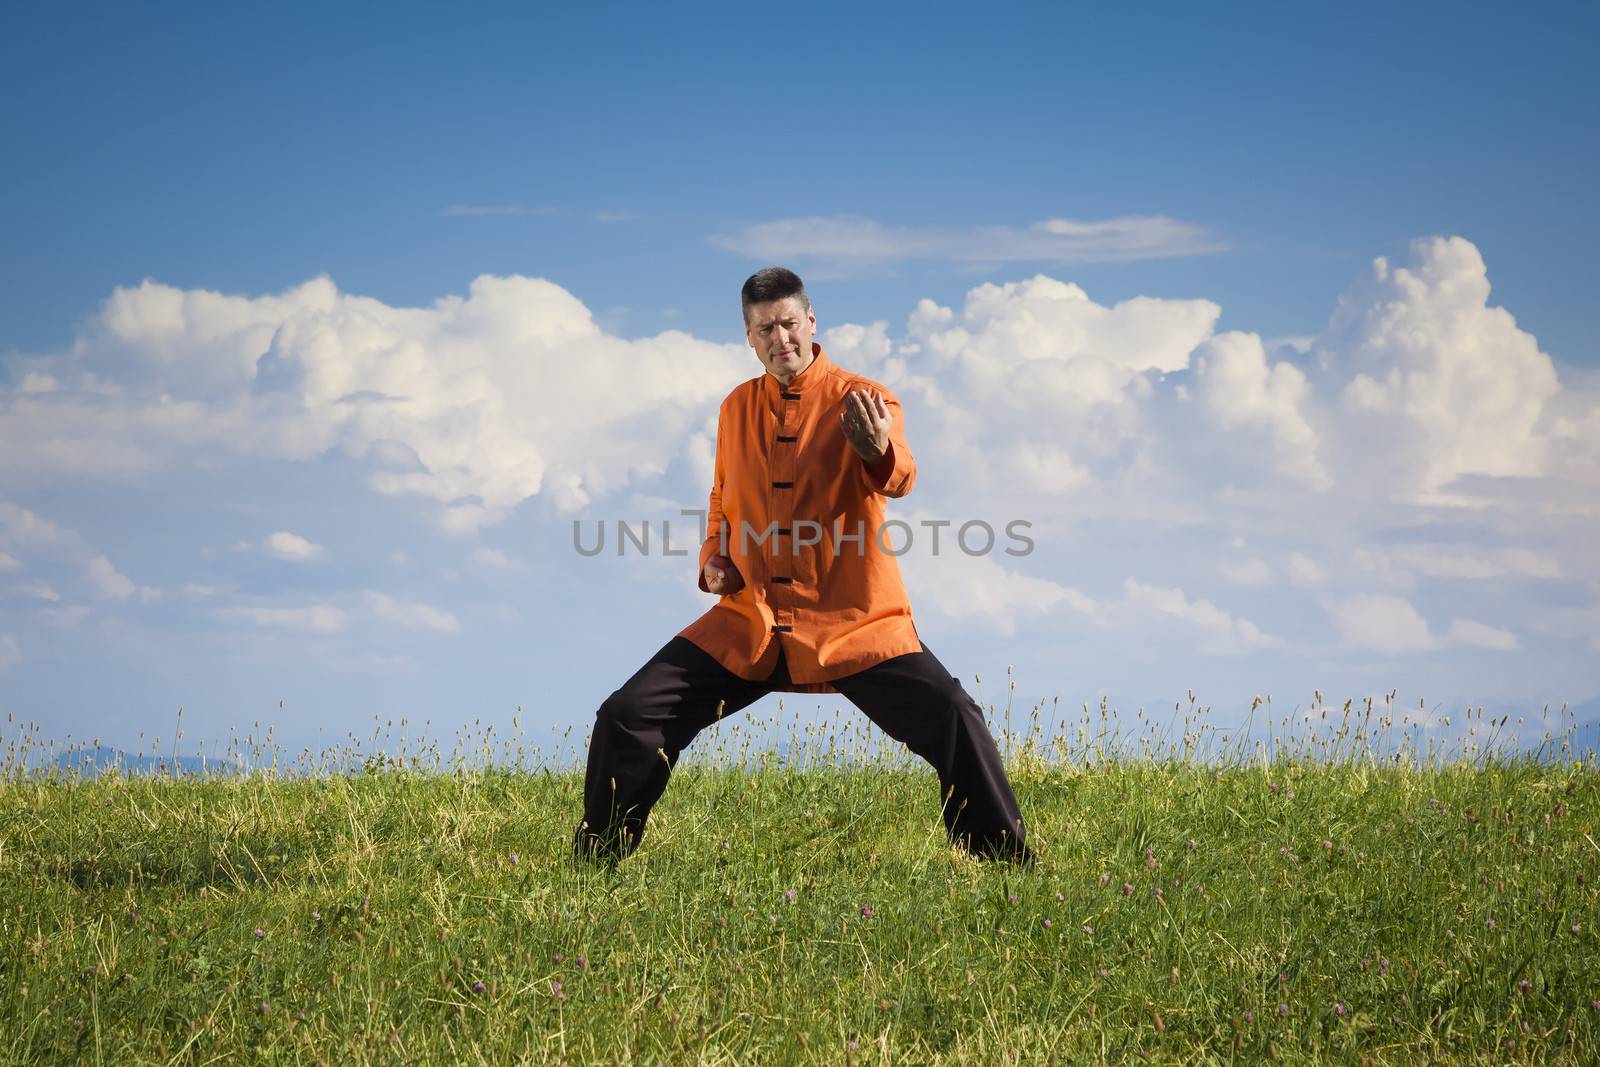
[2,705,1598,1064]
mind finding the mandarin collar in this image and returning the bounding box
[765,343,831,397]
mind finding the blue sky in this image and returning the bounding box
[2,2,1598,764]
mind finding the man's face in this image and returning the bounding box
[745,295,817,383]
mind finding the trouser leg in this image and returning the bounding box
[831,643,1033,863]
[575,636,772,861]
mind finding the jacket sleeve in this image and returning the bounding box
[859,384,916,498]
[696,404,730,591]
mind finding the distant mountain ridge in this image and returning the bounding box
[50,745,245,778]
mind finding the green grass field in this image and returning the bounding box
[2,696,1597,1064]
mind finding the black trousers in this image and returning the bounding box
[574,636,1033,864]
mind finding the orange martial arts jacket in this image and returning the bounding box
[679,344,923,693]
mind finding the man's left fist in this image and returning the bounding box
[840,389,891,463]
[704,554,744,596]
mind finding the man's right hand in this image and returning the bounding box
[703,554,744,596]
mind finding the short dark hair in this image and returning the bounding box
[741,267,810,325]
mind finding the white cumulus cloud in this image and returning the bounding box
[42,605,91,628]
[1193,331,1328,488]
[0,502,73,548]
[1325,236,1561,497]
[1288,553,1325,587]
[85,555,135,600]
[0,274,751,529]
[1448,619,1519,651]
[217,603,346,633]
[1114,578,1275,654]
[899,547,1096,637]
[1222,558,1273,587]
[264,531,326,561]
[1327,594,1437,653]
[472,546,527,574]
[894,274,1219,493]
[364,591,461,634]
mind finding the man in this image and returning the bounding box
[573,267,1034,867]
